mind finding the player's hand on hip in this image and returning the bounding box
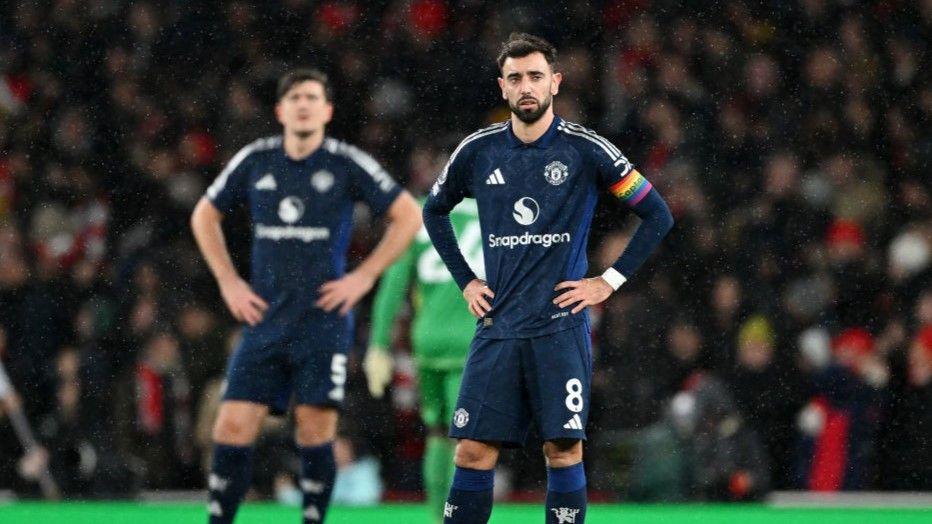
[316,270,376,316]
[363,345,394,399]
[463,279,495,318]
[553,277,614,314]
[219,275,269,326]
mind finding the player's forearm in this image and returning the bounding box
[422,201,477,290]
[0,362,12,401]
[355,192,422,280]
[190,197,241,285]
[369,251,414,348]
[607,188,674,287]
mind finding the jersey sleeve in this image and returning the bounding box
[205,144,254,214]
[368,241,417,348]
[588,134,674,284]
[592,145,654,208]
[423,140,477,290]
[426,142,473,213]
[344,145,403,216]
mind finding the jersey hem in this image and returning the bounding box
[473,316,587,340]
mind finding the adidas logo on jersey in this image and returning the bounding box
[563,414,583,430]
[485,168,505,185]
[255,173,277,190]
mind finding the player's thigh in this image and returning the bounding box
[291,329,351,409]
[294,404,339,446]
[525,325,593,442]
[222,332,292,415]
[213,400,269,445]
[450,337,531,446]
[418,366,445,429]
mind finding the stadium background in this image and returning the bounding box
[1,0,931,521]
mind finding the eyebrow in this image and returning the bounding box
[506,70,545,78]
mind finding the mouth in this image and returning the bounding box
[518,98,540,111]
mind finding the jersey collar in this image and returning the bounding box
[506,115,562,149]
[280,133,327,163]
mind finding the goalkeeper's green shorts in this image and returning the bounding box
[418,366,463,429]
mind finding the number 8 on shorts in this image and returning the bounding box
[565,378,584,413]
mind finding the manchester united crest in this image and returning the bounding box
[453,408,469,428]
[311,170,334,193]
[544,161,569,186]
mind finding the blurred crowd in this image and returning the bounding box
[1,0,931,501]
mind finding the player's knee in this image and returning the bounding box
[294,406,338,446]
[454,440,498,469]
[295,423,335,446]
[212,413,260,445]
[543,439,582,468]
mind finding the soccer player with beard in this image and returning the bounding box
[191,69,421,524]
[422,34,674,523]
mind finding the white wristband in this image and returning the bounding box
[601,267,627,291]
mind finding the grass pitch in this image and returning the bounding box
[1,502,931,523]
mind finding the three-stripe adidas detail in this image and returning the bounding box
[485,168,505,185]
[208,136,281,199]
[557,122,634,177]
[563,414,583,430]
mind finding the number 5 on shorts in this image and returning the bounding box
[328,354,347,402]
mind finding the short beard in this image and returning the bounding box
[293,129,315,139]
[509,95,551,124]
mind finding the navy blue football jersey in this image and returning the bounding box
[206,135,402,323]
[424,116,653,339]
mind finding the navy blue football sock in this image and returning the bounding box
[207,444,254,524]
[443,466,494,523]
[546,462,587,524]
[299,442,336,523]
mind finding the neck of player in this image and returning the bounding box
[511,110,554,144]
[283,128,324,160]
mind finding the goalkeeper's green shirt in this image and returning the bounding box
[369,199,483,369]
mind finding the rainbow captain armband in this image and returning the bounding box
[608,169,652,206]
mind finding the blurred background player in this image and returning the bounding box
[423,34,673,523]
[190,69,421,523]
[366,197,484,523]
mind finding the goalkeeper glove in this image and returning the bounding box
[363,345,394,398]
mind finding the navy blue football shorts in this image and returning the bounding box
[449,324,592,446]
[222,314,352,415]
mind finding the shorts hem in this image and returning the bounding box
[448,431,526,448]
[221,393,286,415]
[294,399,343,411]
[448,398,527,446]
[540,432,588,442]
